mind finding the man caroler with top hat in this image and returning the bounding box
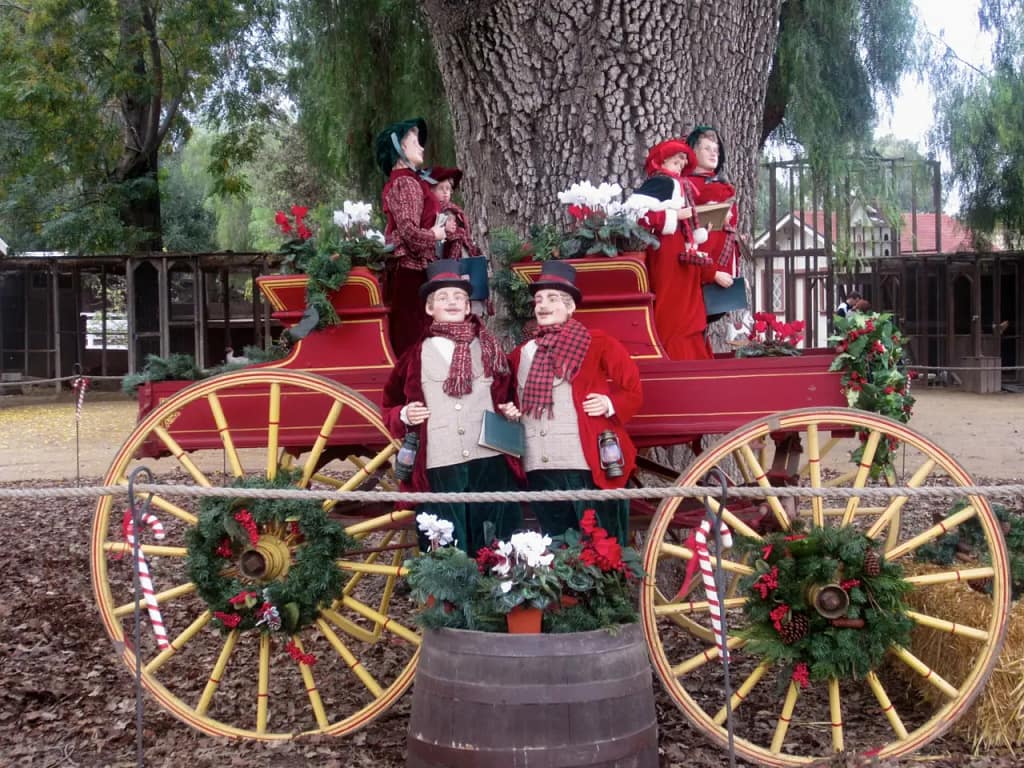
[499,262,642,542]
[381,259,522,555]
[375,117,450,356]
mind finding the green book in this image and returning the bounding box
[478,409,525,458]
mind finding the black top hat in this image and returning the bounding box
[423,166,463,188]
[375,117,429,176]
[419,259,472,301]
[529,260,582,305]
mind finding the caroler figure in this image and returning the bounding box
[381,260,522,556]
[499,261,642,543]
[627,139,733,360]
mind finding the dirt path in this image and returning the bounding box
[1,387,1022,483]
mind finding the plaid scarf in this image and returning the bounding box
[677,179,708,266]
[520,318,591,419]
[429,315,508,397]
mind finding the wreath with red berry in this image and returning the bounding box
[186,473,356,643]
[738,524,913,685]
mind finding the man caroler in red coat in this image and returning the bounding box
[381,259,522,555]
[500,262,642,542]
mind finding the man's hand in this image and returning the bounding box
[497,402,521,421]
[582,393,612,417]
[404,401,431,425]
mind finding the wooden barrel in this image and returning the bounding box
[407,623,658,767]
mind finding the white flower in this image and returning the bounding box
[333,209,351,229]
[500,580,513,593]
[509,531,553,567]
[491,540,514,576]
[558,180,628,214]
[365,228,385,244]
[342,199,373,225]
[416,512,454,547]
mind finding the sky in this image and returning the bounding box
[877,0,992,148]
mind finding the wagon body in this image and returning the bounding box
[135,255,845,457]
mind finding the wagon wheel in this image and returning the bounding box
[91,370,421,740]
[641,406,1010,766]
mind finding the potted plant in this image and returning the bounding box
[557,180,658,258]
[732,311,806,357]
[273,201,389,327]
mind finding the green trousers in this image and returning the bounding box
[422,455,522,556]
[527,469,629,543]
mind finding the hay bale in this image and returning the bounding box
[899,565,1024,751]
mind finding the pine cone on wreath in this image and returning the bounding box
[779,612,810,645]
[863,549,882,577]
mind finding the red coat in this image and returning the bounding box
[509,329,642,489]
[630,174,716,359]
[688,172,739,273]
[381,339,521,496]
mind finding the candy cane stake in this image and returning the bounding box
[677,518,733,661]
[122,508,170,650]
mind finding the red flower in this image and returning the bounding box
[234,509,260,546]
[476,546,507,574]
[274,211,292,234]
[753,320,767,334]
[296,222,313,241]
[770,604,790,632]
[290,205,309,220]
[791,662,810,688]
[865,320,875,332]
[286,640,317,666]
[567,204,593,221]
[753,566,779,599]
[229,590,257,606]
[884,386,895,394]
[592,535,623,572]
[214,611,241,628]
[872,340,886,354]
[580,509,599,536]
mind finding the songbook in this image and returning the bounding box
[702,277,748,316]
[695,201,734,230]
[478,409,525,458]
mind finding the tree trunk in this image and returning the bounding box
[420,0,781,248]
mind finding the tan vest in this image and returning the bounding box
[421,337,500,469]
[517,340,588,473]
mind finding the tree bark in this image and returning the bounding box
[420,0,782,248]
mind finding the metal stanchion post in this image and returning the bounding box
[703,467,736,768]
[128,466,154,768]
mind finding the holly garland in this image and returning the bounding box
[186,472,356,640]
[738,524,913,683]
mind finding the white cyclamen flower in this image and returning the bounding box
[491,540,514,577]
[509,531,553,567]
[342,199,373,225]
[500,580,514,593]
[333,210,351,229]
[364,228,385,244]
[416,512,454,546]
[557,181,595,207]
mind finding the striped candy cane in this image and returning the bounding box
[677,518,734,661]
[121,508,170,650]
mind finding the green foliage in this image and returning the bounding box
[186,471,356,634]
[738,524,913,681]
[0,0,285,252]
[766,0,918,167]
[403,548,505,632]
[929,2,1024,248]
[488,227,539,342]
[287,0,454,200]
[916,500,1024,600]
[120,345,288,394]
[560,213,658,259]
[160,149,218,252]
[829,311,915,481]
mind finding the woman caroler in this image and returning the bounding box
[500,262,642,542]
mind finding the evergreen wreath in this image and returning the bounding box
[186,472,356,635]
[738,524,913,682]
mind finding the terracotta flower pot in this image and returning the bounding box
[506,604,543,634]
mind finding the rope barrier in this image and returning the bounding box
[0,374,123,389]
[1,481,1021,503]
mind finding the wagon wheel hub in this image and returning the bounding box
[239,535,292,582]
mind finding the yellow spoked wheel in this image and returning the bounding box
[641,407,1010,766]
[91,370,421,740]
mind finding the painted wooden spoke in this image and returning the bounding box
[641,407,1010,766]
[316,618,385,697]
[702,495,764,541]
[195,630,240,716]
[112,582,196,618]
[738,444,792,530]
[713,661,770,725]
[865,671,909,739]
[92,371,421,741]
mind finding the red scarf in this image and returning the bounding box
[429,316,508,397]
[520,319,591,418]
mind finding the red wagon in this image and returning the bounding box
[90,256,1010,764]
